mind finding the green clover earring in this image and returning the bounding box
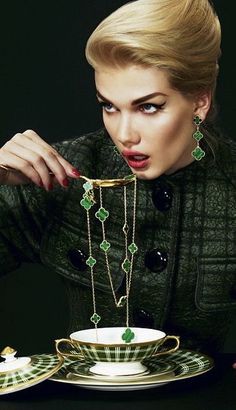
[191,115,205,161]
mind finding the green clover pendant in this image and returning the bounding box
[122,328,135,343]
[122,258,131,273]
[192,146,205,161]
[90,313,101,325]
[128,242,138,255]
[193,130,203,142]
[95,207,109,223]
[86,256,97,268]
[80,196,94,211]
[193,115,202,126]
[100,240,111,252]
[83,181,93,192]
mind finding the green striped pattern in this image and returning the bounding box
[72,342,161,362]
[52,349,213,383]
[0,354,62,394]
[146,349,213,377]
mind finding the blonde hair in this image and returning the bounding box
[86,0,221,99]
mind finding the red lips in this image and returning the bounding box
[122,150,150,169]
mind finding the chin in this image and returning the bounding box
[133,168,164,181]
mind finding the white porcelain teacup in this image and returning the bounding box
[55,327,180,376]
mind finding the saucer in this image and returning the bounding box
[49,349,214,391]
[67,358,176,382]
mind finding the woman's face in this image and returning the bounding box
[95,65,209,180]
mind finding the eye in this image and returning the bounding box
[139,103,165,114]
[99,102,117,113]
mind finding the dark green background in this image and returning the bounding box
[0,1,235,355]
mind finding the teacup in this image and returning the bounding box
[55,327,180,376]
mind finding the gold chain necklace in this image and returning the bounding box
[80,174,138,343]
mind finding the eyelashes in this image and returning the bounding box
[139,103,165,113]
[98,101,166,114]
[98,102,116,113]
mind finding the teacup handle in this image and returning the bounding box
[55,338,84,359]
[152,335,180,357]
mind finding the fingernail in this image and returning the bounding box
[36,180,44,188]
[71,168,81,177]
[62,178,69,187]
[48,183,53,191]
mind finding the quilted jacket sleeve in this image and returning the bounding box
[0,136,79,275]
[0,129,106,276]
[0,182,57,275]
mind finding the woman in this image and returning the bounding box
[0,0,235,359]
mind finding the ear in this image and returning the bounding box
[193,91,212,121]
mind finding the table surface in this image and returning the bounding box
[0,354,235,410]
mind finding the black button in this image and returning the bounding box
[67,248,87,271]
[145,249,168,273]
[230,284,236,299]
[152,181,173,212]
[133,308,154,328]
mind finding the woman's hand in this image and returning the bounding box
[233,362,236,369]
[0,130,81,190]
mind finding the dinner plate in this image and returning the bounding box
[49,349,214,391]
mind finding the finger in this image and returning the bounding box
[0,149,43,187]
[57,155,81,178]
[232,363,236,369]
[0,164,31,185]
[2,141,55,190]
[22,131,80,182]
[23,129,58,151]
[12,133,69,187]
[22,130,81,178]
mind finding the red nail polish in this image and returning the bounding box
[48,183,53,190]
[71,168,81,177]
[62,178,69,187]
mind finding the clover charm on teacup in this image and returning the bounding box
[55,327,180,376]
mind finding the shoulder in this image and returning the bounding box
[215,137,236,174]
[204,137,236,192]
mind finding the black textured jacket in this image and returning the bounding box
[1,128,236,354]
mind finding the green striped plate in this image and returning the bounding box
[50,349,214,390]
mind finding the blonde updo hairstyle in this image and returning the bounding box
[86,0,222,148]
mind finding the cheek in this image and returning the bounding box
[102,115,118,142]
[155,114,192,142]
[102,114,112,130]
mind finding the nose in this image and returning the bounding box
[116,114,141,147]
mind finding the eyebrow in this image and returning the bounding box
[96,91,167,106]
